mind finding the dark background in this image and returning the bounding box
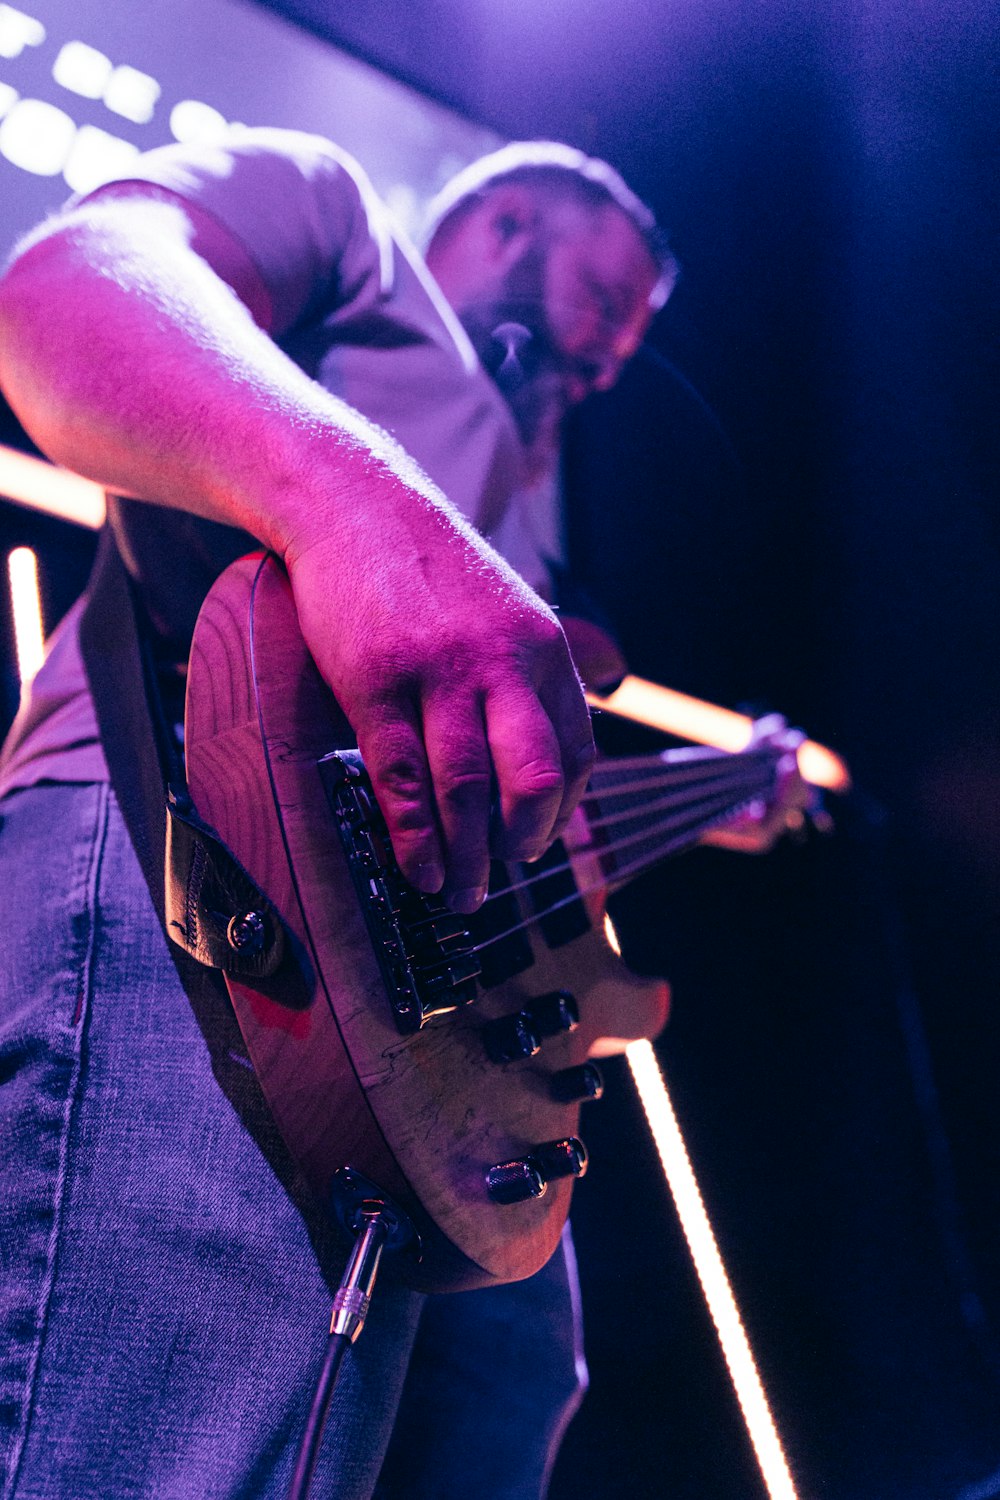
[2,1,998,1495]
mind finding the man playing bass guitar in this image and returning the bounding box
[0,132,677,1497]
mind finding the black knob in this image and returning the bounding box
[524,990,579,1037]
[483,1012,542,1064]
[486,1157,547,1204]
[550,1062,605,1103]
[533,1137,589,1181]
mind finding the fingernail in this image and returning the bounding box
[511,837,549,864]
[498,827,547,864]
[413,862,444,894]
[449,886,487,915]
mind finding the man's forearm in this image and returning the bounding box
[0,192,595,908]
[0,195,435,561]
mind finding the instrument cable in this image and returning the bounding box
[287,1200,395,1500]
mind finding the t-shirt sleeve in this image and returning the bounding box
[82,126,394,336]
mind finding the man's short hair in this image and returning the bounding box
[425,141,678,309]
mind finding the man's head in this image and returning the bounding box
[425,142,677,474]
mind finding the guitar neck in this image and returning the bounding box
[582,744,782,890]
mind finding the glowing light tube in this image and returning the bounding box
[587,675,850,793]
[8,546,44,682]
[0,443,105,528]
[626,1038,800,1500]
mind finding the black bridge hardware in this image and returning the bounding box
[318,751,481,1034]
[463,860,534,988]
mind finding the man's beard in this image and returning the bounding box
[457,246,568,471]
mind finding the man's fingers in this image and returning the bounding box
[356,692,495,913]
[539,663,597,843]
[422,700,493,912]
[340,624,593,907]
[354,706,444,895]
[484,685,571,863]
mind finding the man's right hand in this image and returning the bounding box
[0,191,594,912]
[283,464,594,911]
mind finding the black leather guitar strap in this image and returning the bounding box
[78,527,283,981]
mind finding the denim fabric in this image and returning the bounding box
[374,1225,587,1499]
[0,785,585,1499]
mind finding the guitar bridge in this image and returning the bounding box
[318,751,481,1033]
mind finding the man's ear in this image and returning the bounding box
[494,211,520,242]
[483,185,539,266]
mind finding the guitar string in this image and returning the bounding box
[499,776,774,890]
[576,752,781,809]
[578,768,765,808]
[582,744,775,782]
[582,742,776,774]
[487,779,770,909]
[467,792,761,956]
[579,760,776,802]
[578,764,773,834]
[480,799,756,925]
[388,749,777,964]
[476,761,776,908]
[466,776,775,956]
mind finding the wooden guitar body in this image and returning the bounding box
[185,553,668,1293]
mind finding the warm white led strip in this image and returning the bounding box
[0,443,105,529]
[626,1037,800,1500]
[8,545,45,682]
[587,675,850,794]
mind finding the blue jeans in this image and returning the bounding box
[0,784,585,1499]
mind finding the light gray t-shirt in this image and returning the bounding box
[1,128,561,794]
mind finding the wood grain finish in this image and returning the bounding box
[185,554,666,1292]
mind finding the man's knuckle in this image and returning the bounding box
[374,755,426,806]
[437,765,491,810]
[388,804,434,841]
[509,758,564,802]
[367,658,420,702]
[511,613,564,660]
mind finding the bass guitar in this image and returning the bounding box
[183,552,804,1293]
